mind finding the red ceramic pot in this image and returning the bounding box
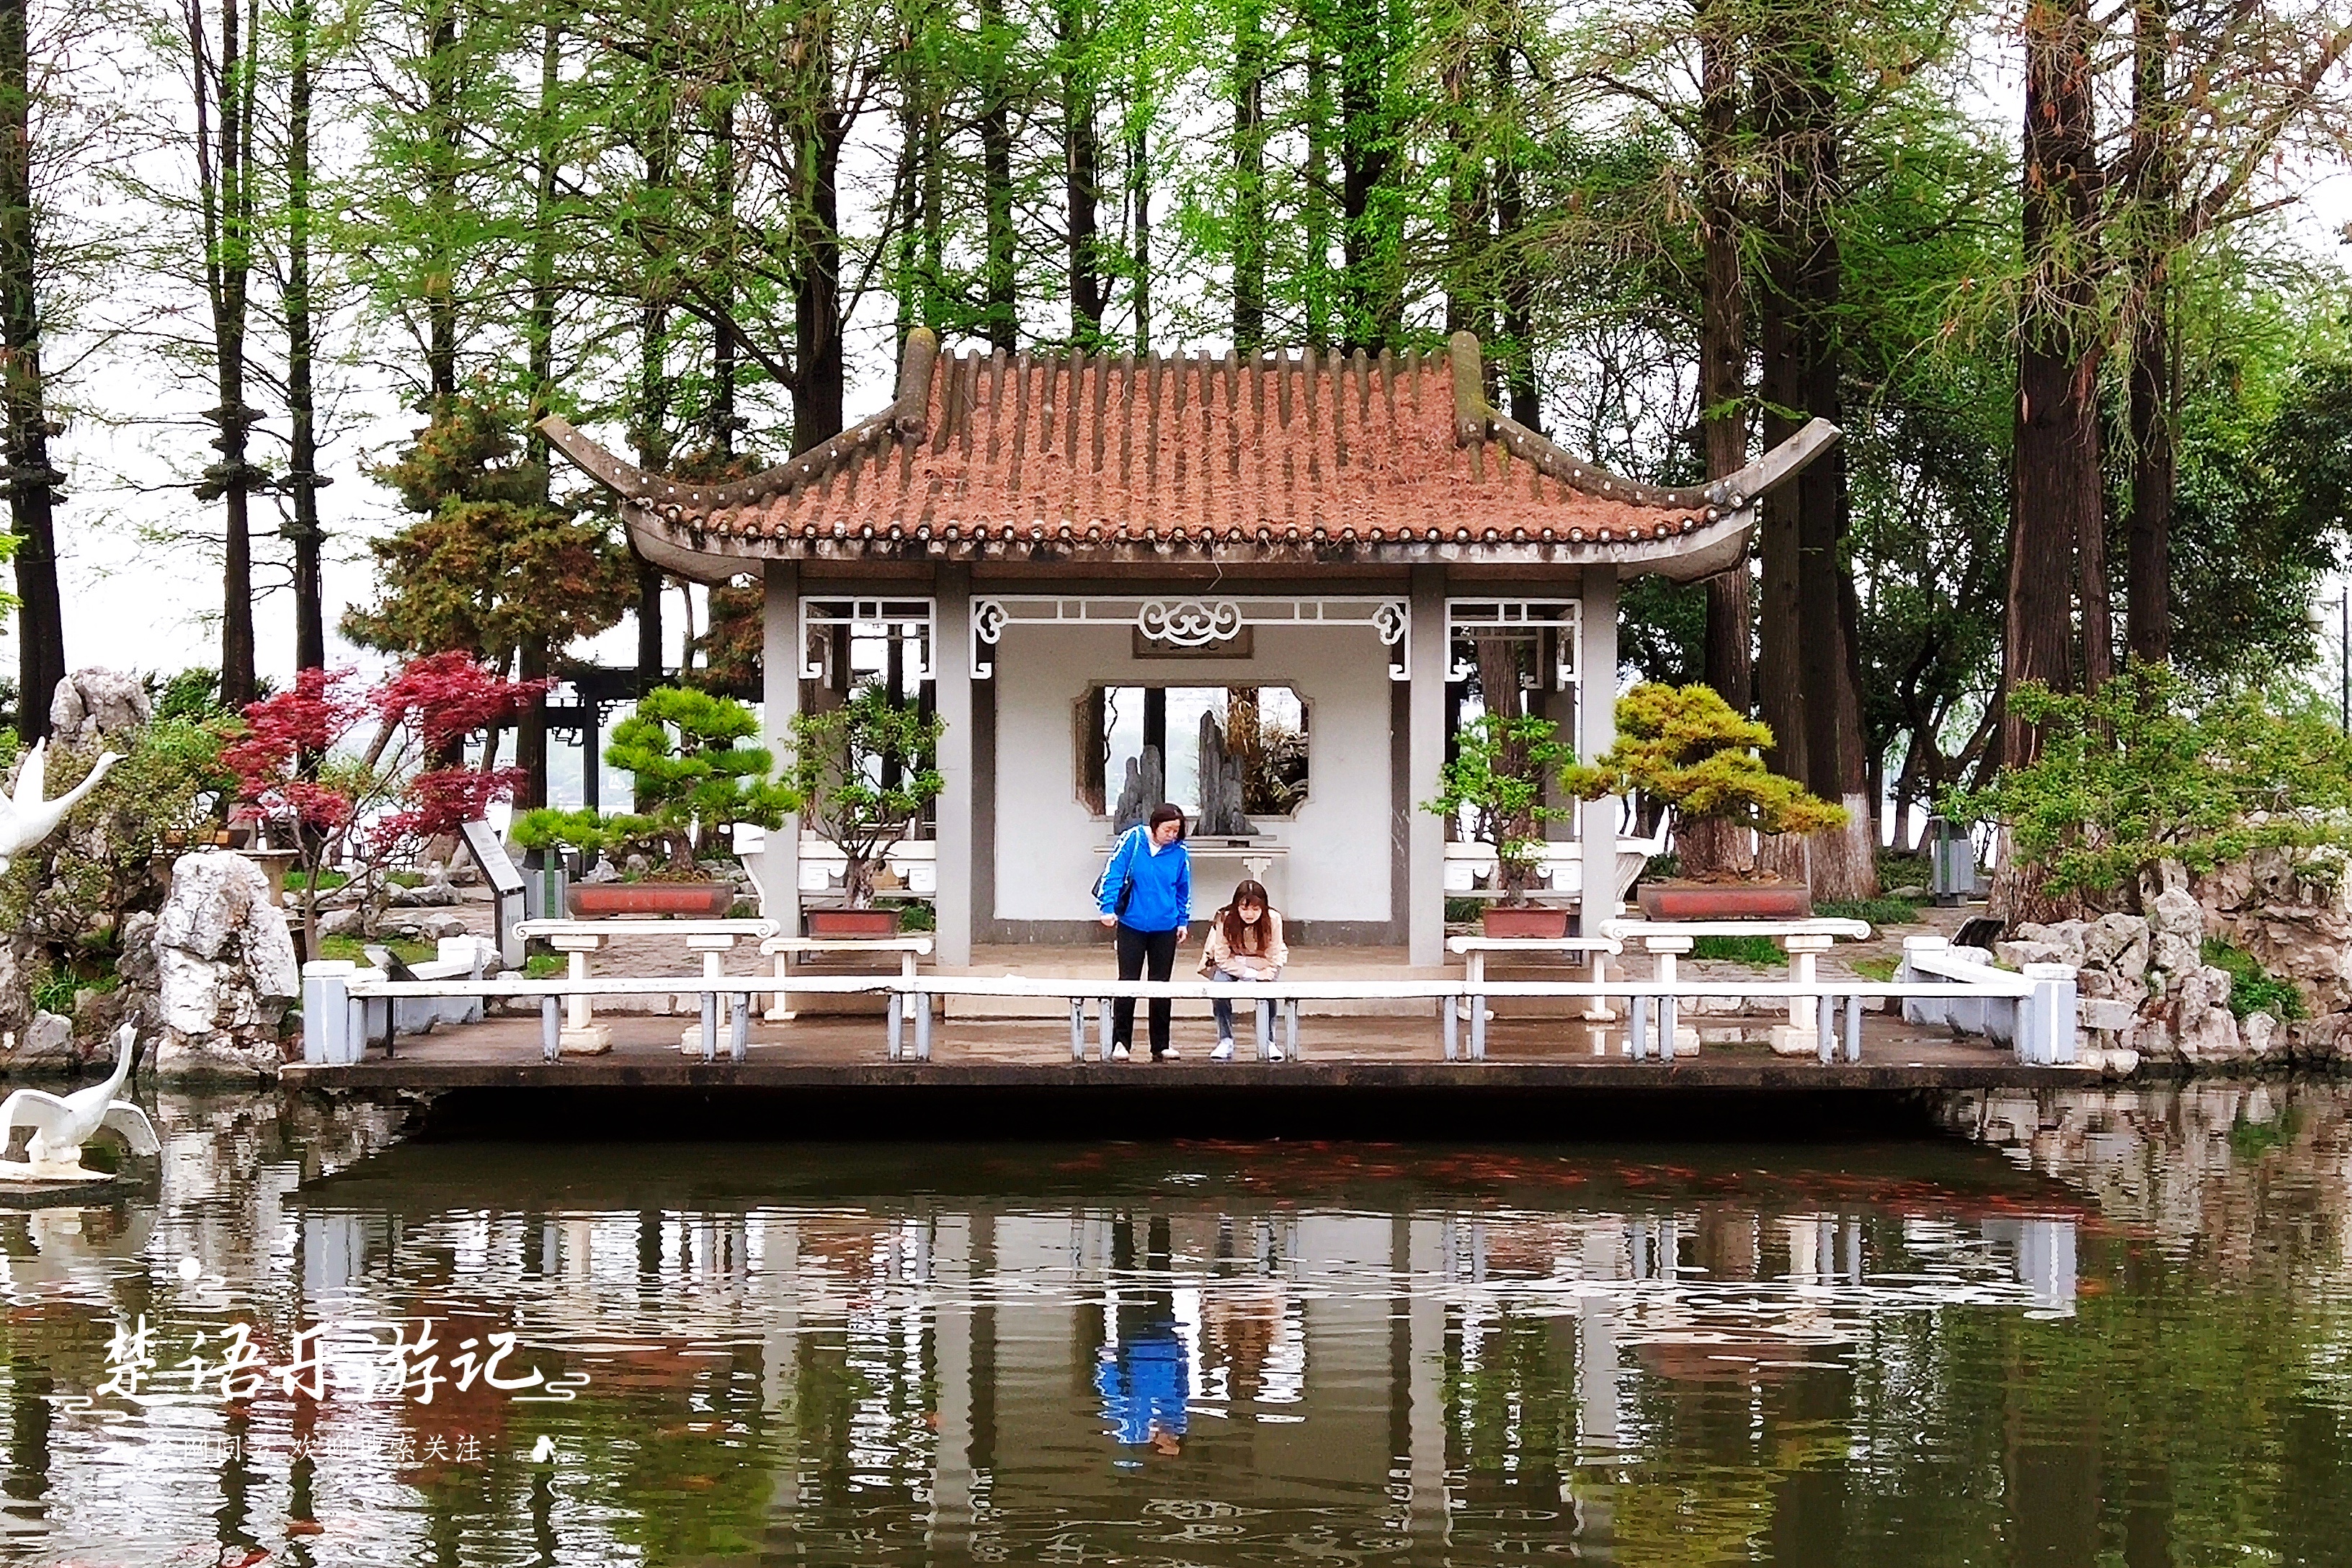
[566,881,736,918]
[1636,881,1812,920]
[1481,905,1573,939]
[806,906,902,938]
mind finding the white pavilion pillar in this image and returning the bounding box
[760,561,802,937]
[1577,565,1620,937]
[934,565,974,966]
[929,1213,974,1553]
[1407,566,1447,968]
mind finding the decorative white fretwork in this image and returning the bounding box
[968,595,1411,682]
[1445,598,1582,690]
[799,597,937,682]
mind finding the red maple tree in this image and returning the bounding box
[226,655,541,948]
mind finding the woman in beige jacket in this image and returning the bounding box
[1198,880,1288,1060]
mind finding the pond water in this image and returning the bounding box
[0,1084,2348,1565]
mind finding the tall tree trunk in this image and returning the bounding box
[517,2,564,809]
[2005,0,2103,770]
[1751,3,1808,886]
[2125,0,2175,667]
[285,0,324,676]
[1440,47,1489,350]
[632,82,675,690]
[1778,12,1874,899]
[1685,0,1751,879]
[1063,0,1103,342]
[423,0,460,405]
[979,0,1015,349]
[1128,82,1149,348]
[1231,0,1266,347]
[710,96,738,454]
[790,48,845,453]
[1492,45,1537,427]
[1303,37,1332,347]
[0,0,64,736]
[1335,0,1394,350]
[197,0,262,711]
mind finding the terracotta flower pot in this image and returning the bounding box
[1482,905,1572,939]
[566,881,736,918]
[1636,881,1812,920]
[806,906,901,938]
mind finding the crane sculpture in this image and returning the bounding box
[0,1024,160,1180]
[0,739,124,876]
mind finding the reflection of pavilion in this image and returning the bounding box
[278,1185,2079,1560]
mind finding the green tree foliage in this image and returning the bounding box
[1562,683,1846,876]
[349,397,636,664]
[783,685,944,908]
[518,685,798,876]
[1420,711,1575,904]
[1946,666,2352,912]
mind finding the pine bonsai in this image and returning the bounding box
[1562,682,1845,880]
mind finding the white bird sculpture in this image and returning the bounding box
[0,739,124,876]
[0,1023,160,1180]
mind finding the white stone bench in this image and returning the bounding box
[1602,919,1872,1057]
[760,935,935,1023]
[1447,935,1625,1056]
[514,917,780,1055]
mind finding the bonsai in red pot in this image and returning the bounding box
[1421,711,1579,938]
[784,686,944,938]
[512,686,798,918]
[1561,683,1845,920]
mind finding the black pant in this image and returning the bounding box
[1113,923,1180,1057]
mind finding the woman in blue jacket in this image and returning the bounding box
[1097,803,1192,1061]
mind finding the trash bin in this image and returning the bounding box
[1928,816,1979,906]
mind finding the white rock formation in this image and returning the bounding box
[152,850,299,1079]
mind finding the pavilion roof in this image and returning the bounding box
[542,329,1837,584]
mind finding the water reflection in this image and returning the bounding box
[0,1089,2339,1562]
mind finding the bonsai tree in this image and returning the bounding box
[783,684,945,909]
[517,687,798,878]
[1561,682,1845,879]
[1420,712,1577,904]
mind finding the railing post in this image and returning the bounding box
[1284,999,1299,1062]
[887,994,905,1060]
[1843,992,1863,1063]
[1256,998,1273,1063]
[914,986,934,1061]
[540,995,561,1064]
[1443,995,1458,1061]
[1099,997,1115,1061]
[302,961,355,1066]
[2021,963,2079,1065]
[1629,994,1650,1060]
[1816,991,1835,1064]
[731,992,752,1063]
[1642,935,1694,1058]
[1070,999,1086,1062]
[700,992,718,1063]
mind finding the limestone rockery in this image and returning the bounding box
[1997,852,2352,1067]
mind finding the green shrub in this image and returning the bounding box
[2201,938,2307,1021]
[1852,956,1901,984]
[285,869,350,891]
[1443,897,1484,924]
[896,899,937,932]
[1692,935,1784,965]
[523,952,565,979]
[1817,897,1922,927]
[318,934,439,967]
[1947,667,2352,905]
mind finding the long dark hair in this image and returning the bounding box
[1218,879,1275,953]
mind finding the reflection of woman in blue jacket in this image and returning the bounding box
[1096,1216,1188,1458]
[1097,805,1192,1062]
